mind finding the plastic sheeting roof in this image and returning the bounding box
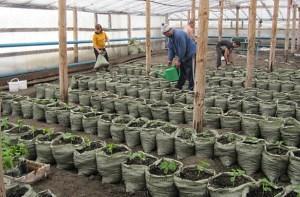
[0,0,297,19]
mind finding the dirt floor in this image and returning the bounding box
[5,47,299,197]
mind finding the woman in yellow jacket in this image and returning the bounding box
[92,24,109,61]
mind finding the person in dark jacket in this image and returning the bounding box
[216,40,241,69]
[162,25,196,91]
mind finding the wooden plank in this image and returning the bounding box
[127,14,132,39]
[0,99,6,197]
[245,0,257,88]
[298,7,300,51]
[268,0,280,72]
[218,0,224,41]
[58,0,68,102]
[193,0,209,133]
[191,0,196,35]
[73,8,79,63]
[291,4,297,54]
[145,0,151,75]
[284,0,292,62]
[236,6,240,36]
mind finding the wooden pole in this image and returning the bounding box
[298,7,300,51]
[268,0,279,72]
[145,0,151,75]
[191,0,196,35]
[94,13,98,26]
[218,0,224,41]
[127,14,131,39]
[0,99,6,197]
[73,8,79,63]
[291,4,297,54]
[193,0,209,133]
[284,0,292,62]
[59,0,68,102]
[236,6,240,36]
[245,0,257,88]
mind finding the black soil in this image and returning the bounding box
[77,142,103,153]
[285,191,298,197]
[55,136,82,145]
[145,122,165,128]
[293,150,300,158]
[179,131,193,140]
[38,192,53,197]
[10,126,31,134]
[103,146,128,155]
[38,133,61,142]
[267,147,288,155]
[149,164,178,176]
[180,167,213,181]
[128,120,147,128]
[6,160,35,177]
[21,129,44,140]
[247,186,283,197]
[7,186,28,197]
[210,174,250,188]
[115,119,131,124]
[217,136,234,144]
[126,156,156,166]
[161,126,177,134]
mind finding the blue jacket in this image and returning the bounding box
[167,29,196,64]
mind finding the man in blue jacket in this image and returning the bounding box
[162,25,196,91]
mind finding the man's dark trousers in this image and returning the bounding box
[175,57,194,91]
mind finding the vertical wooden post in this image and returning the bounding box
[298,7,300,51]
[108,14,112,29]
[284,0,292,62]
[218,0,224,41]
[191,0,196,35]
[245,0,257,88]
[0,100,6,197]
[59,0,68,102]
[268,0,279,72]
[291,4,297,54]
[257,19,262,38]
[73,8,79,63]
[193,0,209,133]
[236,6,240,37]
[94,13,98,26]
[127,14,131,39]
[145,0,151,75]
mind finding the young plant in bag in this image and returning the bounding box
[159,160,177,175]
[1,117,10,130]
[105,143,117,155]
[196,161,210,175]
[229,169,245,187]
[128,151,146,161]
[260,178,273,195]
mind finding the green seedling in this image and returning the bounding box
[196,161,210,175]
[260,178,273,194]
[83,137,91,147]
[105,143,117,154]
[128,151,146,161]
[1,117,10,130]
[62,133,77,142]
[294,185,300,197]
[229,169,245,187]
[159,160,177,175]
[274,141,284,146]
[16,119,24,128]
[42,128,54,136]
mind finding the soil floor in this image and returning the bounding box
[6,47,299,197]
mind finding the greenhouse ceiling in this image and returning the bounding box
[0,0,297,20]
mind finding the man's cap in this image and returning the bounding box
[162,24,172,33]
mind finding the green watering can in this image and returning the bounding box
[157,66,181,81]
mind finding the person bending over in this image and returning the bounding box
[216,40,241,69]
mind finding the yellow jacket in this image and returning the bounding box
[92,31,108,49]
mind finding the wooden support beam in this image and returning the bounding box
[268,0,280,72]
[145,0,151,75]
[193,0,209,133]
[284,0,292,62]
[298,7,300,51]
[58,0,68,103]
[127,14,131,39]
[0,100,6,197]
[236,6,240,36]
[218,0,224,41]
[291,4,297,54]
[191,0,196,35]
[245,0,257,88]
[94,13,98,26]
[73,8,79,63]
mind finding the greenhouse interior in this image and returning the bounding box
[2,0,300,196]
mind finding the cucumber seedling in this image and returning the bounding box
[229,169,245,187]
[105,143,117,154]
[259,178,273,195]
[159,160,177,175]
[128,151,146,161]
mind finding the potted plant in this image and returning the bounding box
[35,130,62,164]
[33,99,55,121]
[110,115,135,143]
[124,118,148,148]
[82,111,103,134]
[74,139,104,176]
[3,120,32,144]
[1,117,15,132]
[247,178,284,197]
[97,114,118,139]
[288,149,300,184]
[96,143,130,183]
[156,124,178,156]
[51,133,83,170]
[146,158,183,197]
[70,106,92,132]
[175,128,196,159]
[5,184,37,197]
[280,117,300,147]
[208,169,255,197]
[194,129,218,159]
[214,133,243,167]
[122,151,157,193]
[174,161,215,197]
